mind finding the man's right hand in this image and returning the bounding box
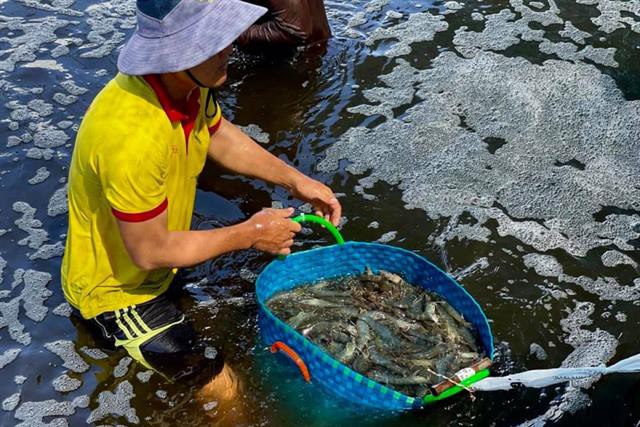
[245,207,302,255]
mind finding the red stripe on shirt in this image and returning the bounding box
[112,198,168,223]
[183,121,195,154]
[208,117,222,134]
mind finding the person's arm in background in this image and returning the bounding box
[207,117,342,225]
[236,0,330,48]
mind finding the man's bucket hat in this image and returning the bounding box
[118,0,267,75]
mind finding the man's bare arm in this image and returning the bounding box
[208,118,343,225]
[208,118,305,191]
[117,207,299,271]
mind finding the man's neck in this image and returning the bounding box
[158,72,197,105]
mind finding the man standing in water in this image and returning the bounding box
[61,0,341,411]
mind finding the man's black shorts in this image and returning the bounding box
[79,292,224,386]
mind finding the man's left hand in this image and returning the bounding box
[289,175,342,226]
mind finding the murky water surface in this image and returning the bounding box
[1,0,639,425]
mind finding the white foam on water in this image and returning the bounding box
[601,250,637,268]
[614,312,627,322]
[13,202,49,250]
[44,340,90,373]
[33,125,70,149]
[0,297,31,345]
[20,269,52,322]
[559,275,640,301]
[0,255,6,286]
[364,12,448,57]
[14,395,89,427]
[6,102,40,123]
[11,269,24,290]
[0,14,74,71]
[443,1,464,13]
[347,11,367,29]
[16,0,83,17]
[559,21,591,44]
[80,0,136,59]
[523,253,564,277]
[135,370,153,383]
[517,302,617,424]
[452,0,617,67]
[25,147,55,160]
[453,7,551,57]
[27,167,51,185]
[57,120,74,130]
[0,348,21,369]
[376,230,397,243]
[86,380,139,424]
[47,184,68,217]
[518,301,618,424]
[52,302,72,317]
[347,86,415,119]
[52,93,78,106]
[79,346,108,360]
[453,257,490,280]
[2,393,21,412]
[52,374,82,393]
[27,100,54,118]
[20,60,67,72]
[50,44,70,58]
[60,79,88,96]
[430,215,493,249]
[113,356,132,378]
[29,241,65,260]
[319,52,640,258]
[562,302,618,370]
[538,40,618,67]
[529,342,548,360]
[385,10,403,19]
[7,135,23,147]
[365,0,390,13]
[577,0,640,34]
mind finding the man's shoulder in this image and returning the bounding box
[78,74,170,145]
[83,74,166,127]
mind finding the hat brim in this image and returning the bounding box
[118,0,267,75]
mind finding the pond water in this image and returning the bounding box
[0,0,639,425]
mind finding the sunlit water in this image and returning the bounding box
[0,0,639,425]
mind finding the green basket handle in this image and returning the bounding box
[278,214,345,260]
[291,213,345,245]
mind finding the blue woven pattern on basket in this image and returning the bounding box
[256,242,494,410]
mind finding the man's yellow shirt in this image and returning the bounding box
[61,73,222,319]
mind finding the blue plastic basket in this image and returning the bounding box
[256,215,494,410]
